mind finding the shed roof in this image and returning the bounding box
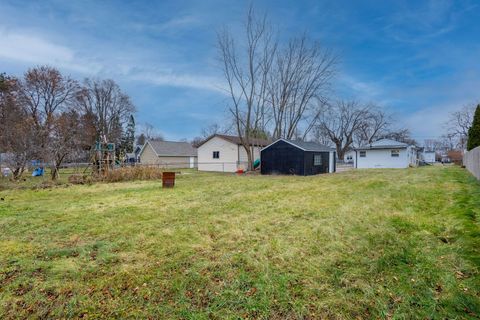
[197,134,271,147]
[145,140,197,157]
[263,139,335,152]
[355,139,409,150]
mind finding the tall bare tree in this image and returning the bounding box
[218,6,276,170]
[77,78,135,145]
[18,66,80,161]
[269,35,336,139]
[49,110,83,180]
[316,100,372,160]
[355,106,390,145]
[141,122,163,141]
[445,103,476,149]
[0,74,36,179]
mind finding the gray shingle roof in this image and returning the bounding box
[284,139,334,152]
[147,140,197,157]
[356,139,409,150]
[266,139,334,152]
[197,134,271,147]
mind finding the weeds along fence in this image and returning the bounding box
[464,146,480,180]
[0,160,253,184]
[126,161,250,173]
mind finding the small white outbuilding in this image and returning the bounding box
[197,134,270,172]
[421,150,436,163]
[353,139,418,169]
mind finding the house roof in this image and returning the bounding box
[355,139,410,150]
[263,138,335,152]
[197,134,271,147]
[144,140,197,157]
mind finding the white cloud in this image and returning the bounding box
[0,28,71,63]
[129,70,226,94]
[0,27,225,93]
[0,27,102,74]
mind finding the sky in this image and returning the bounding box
[1,0,479,141]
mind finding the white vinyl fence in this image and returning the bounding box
[464,146,480,180]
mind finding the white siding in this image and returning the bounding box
[355,148,411,169]
[422,151,436,163]
[238,145,262,170]
[197,136,239,172]
[344,150,355,163]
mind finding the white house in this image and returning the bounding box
[344,150,355,163]
[421,150,436,163]
[353,139,418,169]
[139,140,197,168]
[197,134,270,172]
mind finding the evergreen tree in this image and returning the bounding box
[120,115,135,154]
[467,104,480,151]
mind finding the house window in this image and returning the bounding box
[391,149,400,157]
[359,151,366,157]
[314,154,322,166]
[212,151,220,159]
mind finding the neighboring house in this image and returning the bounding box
[125,153,137,164]
[261,139,336,175]
[353,139,418,169]
[344,150,355,164]
[197,134,270,172]
[139,140,197,168]
[420,149,436,163]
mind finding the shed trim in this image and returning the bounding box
[262,138,334,152]
[139,141,157,157]
[262,139,305,152]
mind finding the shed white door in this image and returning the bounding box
[189,157,195,168]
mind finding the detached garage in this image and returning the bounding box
[261,139,336,175]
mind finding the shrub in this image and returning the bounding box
[68,174,94,185]
[96,166,163,183]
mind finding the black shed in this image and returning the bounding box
[261,139,336,176]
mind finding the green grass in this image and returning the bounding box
[0,166,479,319]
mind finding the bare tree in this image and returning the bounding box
[77,78,135,145]
[18,66,80,161]
[355,106,390,145]
[141,122,164,141]
[316,100,371,160]
[0,74,36,179]
[217,6,276,170]
[201,123,222,138]
[445,104,476,149]
[49,110,83,180]
[380,128,417,146]
[269,35,336,140]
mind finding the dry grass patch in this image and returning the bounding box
[0,166,479,319]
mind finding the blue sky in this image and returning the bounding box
[1,0,479,141]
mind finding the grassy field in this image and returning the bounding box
[0,166,479,319]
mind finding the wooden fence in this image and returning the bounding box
[464,146,480,180]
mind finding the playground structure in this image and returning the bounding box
[91,141,116,176]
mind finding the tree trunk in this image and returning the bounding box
[51,155,66,180]
[12,166,25,180]
[336,143,345,160]
[243,144,254,171]
[51,165,59,180]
